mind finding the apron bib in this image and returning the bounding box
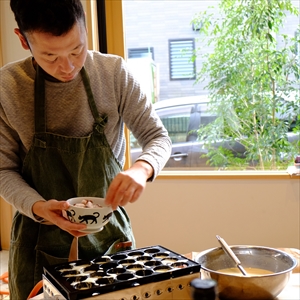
[8,66,135,300]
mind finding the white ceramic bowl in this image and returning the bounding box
[66,197,113,233]
[195,246,297,300]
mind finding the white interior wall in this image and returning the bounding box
[0,1,28,66]
[126,178,300,254]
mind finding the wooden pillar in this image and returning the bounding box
[0,197,12,250]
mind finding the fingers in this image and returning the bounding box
[104,161,152,209]
[118,186,136,207]
[129,188,143,204]
[36,199,69,217]
[120,186,142,206]
[55,213,89,237]
[105,177,126,210]
[105,172,145,210]
[66,230,89,238]
[56,212,86,228]
[37,199,87,235]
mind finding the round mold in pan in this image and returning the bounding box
[96,277,116,286]
[153,265,172,273]
[81,264,101,274]
[127,251,144,258]
[106,267,127,275]
[143,248,161,254]
[100,261,119,270]
[66,275,89,284]
[117,272,136,281]
[72,260,92,271]
[110,253,128,261]
[60,270,81,277]
[119,258,136,266]
[126,264,145,272]
[89,271,107,278]
[170,262,189,269]
[135,269,153,277]
[55,262,75,272]
[161,257,179,265]
[153,252,169,259]
[92,256,111,265]
[144,260,162,268]
[73,282,96,290]
[136,255,152,263]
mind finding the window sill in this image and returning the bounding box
[157,169,300,180]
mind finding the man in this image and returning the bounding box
[0,0,171,298]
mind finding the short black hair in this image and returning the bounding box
[10,0,86,36]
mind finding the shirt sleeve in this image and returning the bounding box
[0,65,46,221]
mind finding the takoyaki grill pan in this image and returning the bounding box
[43,245,200,300]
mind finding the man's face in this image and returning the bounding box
[22,22,88,82]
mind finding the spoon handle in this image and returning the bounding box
[216,235,248,276]
[237,264,248,276]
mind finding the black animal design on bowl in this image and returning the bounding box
[66,197,113,233]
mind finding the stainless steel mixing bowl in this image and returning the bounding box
[195,246,297,300]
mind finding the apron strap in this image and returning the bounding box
[80,67,106,125]
[34,66,46,133]
[69,237,79,261]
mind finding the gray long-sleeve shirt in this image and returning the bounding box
[0,51,171,220]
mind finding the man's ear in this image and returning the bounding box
[14,28,30,50]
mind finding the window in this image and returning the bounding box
[128,48,154,60]
[102,1,299,173]
[169,39,196,80]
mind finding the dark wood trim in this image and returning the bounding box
[96,0,107,53]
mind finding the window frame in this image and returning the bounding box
[100,0,297,180]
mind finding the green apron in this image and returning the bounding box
[8,66,135,300]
